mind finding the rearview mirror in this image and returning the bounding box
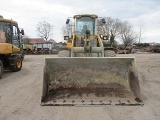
[20,29,25,35]
[66,19,70,24]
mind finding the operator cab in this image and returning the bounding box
[0,17,24,48]
[75,16,96,36]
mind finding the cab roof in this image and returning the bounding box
[0,17,18,25]
[74,14,98,19]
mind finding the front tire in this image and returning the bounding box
[10,56,22,72]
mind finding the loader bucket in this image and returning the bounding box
[41,57,143,106]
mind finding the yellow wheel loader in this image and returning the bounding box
[0,15,24,78]
[41,14,143,106]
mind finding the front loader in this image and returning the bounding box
[41,14,143,106]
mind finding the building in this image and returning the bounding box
[27,38,56,50]
[48,39,57,49]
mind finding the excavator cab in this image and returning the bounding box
[0,16,24,78]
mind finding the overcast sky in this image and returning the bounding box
[1,0,160,43]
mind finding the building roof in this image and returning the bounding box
[29,38,45,44]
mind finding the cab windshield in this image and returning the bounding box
[76,17,95,35]
[0,21,20,47]
[0,22,10,32]
[0,22,11,43]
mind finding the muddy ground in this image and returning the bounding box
[0,54,160,120]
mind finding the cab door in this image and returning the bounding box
[11,24,21,53]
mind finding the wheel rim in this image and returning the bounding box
[17,59,22,69]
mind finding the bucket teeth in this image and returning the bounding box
[41,99,143,106]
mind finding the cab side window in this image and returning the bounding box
[12,26,19,47]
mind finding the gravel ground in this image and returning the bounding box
[0,54,160,120]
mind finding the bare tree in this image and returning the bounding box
[104,17,122,46]
[97,17,122,47]
[97,19,106,35]
[61,23,72,37]
[21,35,30,44]
[120,21,137,53]
[97,19,103,34]
[138,19,144,43]
[36,21,54,41]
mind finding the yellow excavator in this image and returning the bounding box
[0,15,24,78]
[41,14,143,106]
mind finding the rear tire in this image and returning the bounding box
[10,56,22,72]
[104,50,116,57]
[0,60,3,79]
[58,50,71,57]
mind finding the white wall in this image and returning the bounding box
[33,43,52,50]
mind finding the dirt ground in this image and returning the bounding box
[0,54,160,120]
